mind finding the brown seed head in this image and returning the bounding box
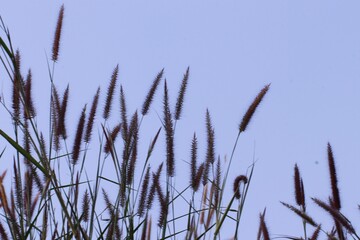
[163,81,175,177]
[84,87,100,143]
[239,84,270,132]
[233,175,248,199]
[142,68,164,115]
[72,106,86,164]
[103,65,119,119]
[327,142,341,209]
[174,66,189,120]
[52,5,64,62]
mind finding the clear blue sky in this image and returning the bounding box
[1,1,360,239]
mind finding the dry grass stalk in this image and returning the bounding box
[174,66,189,120]
[199,184,208,224]
[84,87,100,143]
[146,216,152,240]
[239,84,270,132]
[141,69,164,116]
[163,80,175,177]
[205,207,215,230]
[103,65,119,120]
[327,143,341,210]
[52,5,64,62]
[72,106,86,164]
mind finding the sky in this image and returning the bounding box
[1,1,360,239]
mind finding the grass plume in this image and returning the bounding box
[174,66,189,120]
[72,105,86,164]
[51,5,64,62]
[142,69,164,116]
[163,80,175,177]
[103,65,119,120]
[239,84,270,133]
[327,142,341,210]
[84,87,100,143]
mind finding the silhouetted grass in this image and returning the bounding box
[0,5,293,240]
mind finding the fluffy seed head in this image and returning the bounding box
[233,175,248,199]
[327,142,341,209]
[52,5,64,62]
[174,66,189,120]
[72,106,86,164]
[239,84,270,132]
[103,65,119,119]
[142,68,164,115]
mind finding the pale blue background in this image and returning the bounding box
[1,1,360,239]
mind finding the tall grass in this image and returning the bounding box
[0,6,270,240]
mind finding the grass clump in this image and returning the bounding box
[0,5,270,240]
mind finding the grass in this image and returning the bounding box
[0,5,358,240]
[0,6,267,240]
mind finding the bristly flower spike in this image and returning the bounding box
[52,5,64,62]
[142,68,164,116]
[84,87,100,143]
[163,80,175,177]
[327,142,341,210]
[174,66,189,120]
[239,84,270,133]
[103,65,119,120]
[72,105,86,164]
